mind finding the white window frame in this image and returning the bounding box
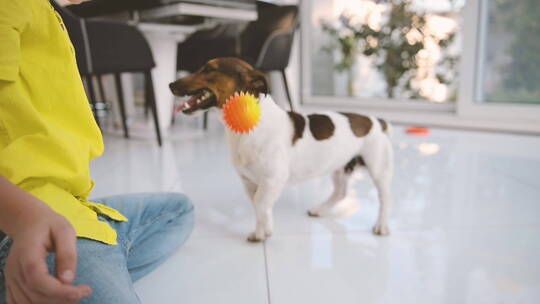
[299,0,540,134]
[458,0,540,121]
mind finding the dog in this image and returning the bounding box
[169,58,393,242]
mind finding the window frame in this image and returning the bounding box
[457,0,540,121]
[299,0,540,133]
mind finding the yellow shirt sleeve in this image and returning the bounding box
[0,0,32,81]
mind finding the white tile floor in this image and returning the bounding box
[91,115,540,304]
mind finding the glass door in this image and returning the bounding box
[478,0,540,105]
[458,0,540,122]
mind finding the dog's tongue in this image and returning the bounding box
[175,95,199,112]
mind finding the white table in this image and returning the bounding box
[136,3,257,135]
[140,1,257,21]
[138,23,195,135]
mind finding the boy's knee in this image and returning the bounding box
[167,193,194,215]
[162,193,195,230]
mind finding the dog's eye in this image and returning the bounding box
[202,66,215,74]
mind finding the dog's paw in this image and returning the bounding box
[247,232,265,243]
[307,209,320,217]
[308,204,334,217]
[372,223,390,236]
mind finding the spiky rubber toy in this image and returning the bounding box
[222,92,261,134]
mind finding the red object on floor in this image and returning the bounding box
[406,126,430,135]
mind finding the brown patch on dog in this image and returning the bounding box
[308,114,335,140]
[213,58,269,97]
[344,156,366,173]
[340,113,372,137]
[378,118,388,132]
[287,112,305,145]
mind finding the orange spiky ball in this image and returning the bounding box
[222,92,261,134]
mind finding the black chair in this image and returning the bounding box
[176,1,298,119]
[51,1,162,146]
[177,23,242,73]
[240,1,298,111]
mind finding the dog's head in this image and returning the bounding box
[169,57,269,115]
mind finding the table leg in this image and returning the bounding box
[139,24,194,135]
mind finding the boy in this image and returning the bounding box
[0,0,194,303]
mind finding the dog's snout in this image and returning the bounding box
[169,82,182,95]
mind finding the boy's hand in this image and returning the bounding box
[4,205,92,304]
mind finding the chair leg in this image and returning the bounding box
[114,73,130,139]
[97,75,109,121]
[97,75,106,103]
[85,76,101,127]
[144,71,163,146]
[203,112,208,130]
[281,69,294,111]
[144,94,151,119]
[171,102,176,125]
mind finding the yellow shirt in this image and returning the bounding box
[0,0,126,245]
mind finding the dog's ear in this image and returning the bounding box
[245,70,269,96]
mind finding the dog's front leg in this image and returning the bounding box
[240,175,257,202]
[247,180,286,242]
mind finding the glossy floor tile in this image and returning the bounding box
[266,227,540,304]
[92,116,540,303]
[135,237,269,304]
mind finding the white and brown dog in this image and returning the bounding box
[170,58,393,242]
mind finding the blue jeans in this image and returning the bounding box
[0,192,195,303]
